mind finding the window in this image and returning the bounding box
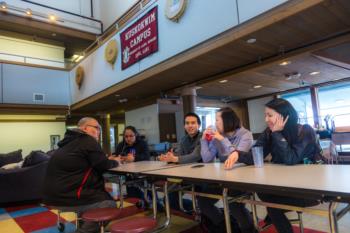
[281,90,314,125]
[196,107,219,130]
[319,82,350,127]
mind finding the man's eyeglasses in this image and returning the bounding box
[87,125,101,131]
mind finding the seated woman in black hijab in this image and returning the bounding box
[114,126,150,204]
[236,98,321,233]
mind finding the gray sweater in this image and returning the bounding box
[175,132,202,164]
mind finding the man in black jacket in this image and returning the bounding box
[43,117,120,233]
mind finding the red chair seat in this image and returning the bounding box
[82,208,122,222]
[110,217,157,233]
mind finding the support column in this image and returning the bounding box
[181,87,197,115]
[310,87,320,128]
[100,113,111,155]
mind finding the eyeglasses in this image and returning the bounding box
[87,125,101,131]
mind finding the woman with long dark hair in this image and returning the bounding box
[114,126,150,162]
[237,98,321,233]
[114,126,150,205]
[199,107,256,233]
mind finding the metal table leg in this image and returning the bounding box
[329,202,339,233]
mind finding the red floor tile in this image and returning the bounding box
[14,210,58,232]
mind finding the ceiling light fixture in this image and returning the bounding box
[49,14,56,21]
[118,98,128,103]
[253,85,262,89]
[0,1,7,9]
[219,80,228,83]
[115,94,120,97]
[309,71,320,76]
[25,8,32,16]
[246,38,256,44]
[279,61,291,66]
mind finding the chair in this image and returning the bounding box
[81,207,122,233]
[319,139,337,164]
[110,216,157,233]
[331,132,350,163]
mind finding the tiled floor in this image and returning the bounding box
[1,199,349,233]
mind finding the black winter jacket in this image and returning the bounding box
[238,125,321,165]
[43,129,118,206]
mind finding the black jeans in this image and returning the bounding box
[197,185,255,233]
[258,193,319,233]
[168,191,193,212]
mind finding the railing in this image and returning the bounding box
[2,0,102,34]
[0,0,153,70]
[0,52,74,69]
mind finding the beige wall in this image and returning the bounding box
[0,115,66,156]
[0,35,65,63]
[95,0,139,30]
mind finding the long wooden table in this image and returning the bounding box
[140,163,350,233]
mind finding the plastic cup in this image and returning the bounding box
[252,146,264,168]
[205,133,213,141]
[205,126,215,142]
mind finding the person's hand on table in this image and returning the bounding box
[109,155,121,163]
[224,151,239,170]
[159,151,178,163]
[123,153,135,162]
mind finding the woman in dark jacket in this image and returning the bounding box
[114,126,150,162]
[237,98,321,233]
[114,126,150,203]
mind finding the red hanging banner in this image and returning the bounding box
[120,6,158,70]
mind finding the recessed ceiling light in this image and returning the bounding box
[219,80,228,83]
[246,38,256,44]
[49,15,56,21]
[25,8,32,16]
[115,94,120,97]
[309,71,320,76]
[118,98,128,103]
[0,2,7,9]
[253,85,262,89]
[195,86,202,90]
[51,33,56,37]
[279,61,291,66]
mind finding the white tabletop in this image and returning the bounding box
[108,161,183,174]
[142,163,350,201]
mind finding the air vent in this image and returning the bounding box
[33,93,45,103]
